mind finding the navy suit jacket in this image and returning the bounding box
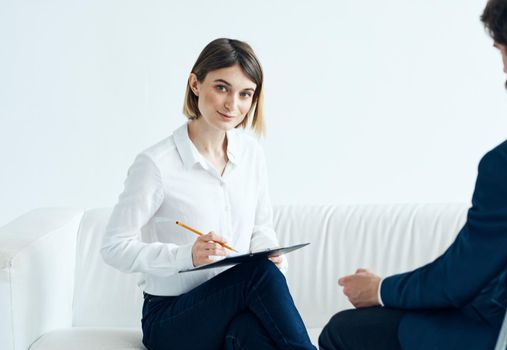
[381,141,507,350]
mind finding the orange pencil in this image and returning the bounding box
[176,221,237,252]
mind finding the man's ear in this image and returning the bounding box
[189,73,200,96]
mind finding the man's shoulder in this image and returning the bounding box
[492,139,507,153]
[475,140,507,199]
[480,140,507,169]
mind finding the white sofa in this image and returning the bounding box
[0,203,470,349]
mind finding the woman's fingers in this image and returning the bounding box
[205,231,227,244]
[196,232,230,251]
[205,242,228,256]
[192,235,230,266]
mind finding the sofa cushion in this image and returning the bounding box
[30,328,145,350]
[29,327,323,349]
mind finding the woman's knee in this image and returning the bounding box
[255,259,285,282]
[234,258,283,282]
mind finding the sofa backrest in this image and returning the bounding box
[72,203,467,329]
[72,208,144,327]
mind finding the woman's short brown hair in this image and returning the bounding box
[183,38,265,136]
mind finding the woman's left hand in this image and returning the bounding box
[268,255,284,269]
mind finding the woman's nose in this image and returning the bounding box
[224,94,238,112]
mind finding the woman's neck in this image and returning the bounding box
[187,119,227,158]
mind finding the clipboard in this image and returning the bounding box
[179,242,310,273]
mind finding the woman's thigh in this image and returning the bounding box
[142,260,283,350]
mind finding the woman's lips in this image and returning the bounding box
[218,111,234,119]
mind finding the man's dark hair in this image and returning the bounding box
[481,0,507,45]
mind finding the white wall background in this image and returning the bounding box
[1,0,507,226]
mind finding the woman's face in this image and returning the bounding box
[190,64,257,132]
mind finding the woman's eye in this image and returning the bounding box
[215,85,227,92]
[240,92,252,98]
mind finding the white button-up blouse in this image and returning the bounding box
[101,123,285,296]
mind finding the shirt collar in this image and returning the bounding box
[225,128,240,165]
[173,123,241,169]
[173,123,198,169]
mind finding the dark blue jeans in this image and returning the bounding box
[141,259,316,350]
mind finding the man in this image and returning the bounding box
[319,1,507,349]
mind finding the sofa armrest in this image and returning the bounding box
[0,208,84,350]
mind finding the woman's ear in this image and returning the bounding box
[189,73,200,97]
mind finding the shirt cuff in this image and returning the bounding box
[175,243,194,271]
[378,278,384,306]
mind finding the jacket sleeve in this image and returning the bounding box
[101,154,194,276]
[381,145,507,309]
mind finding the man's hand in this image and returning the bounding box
[338,268,381,308]
[191,231,229,267]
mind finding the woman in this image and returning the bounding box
[101,38,315,350]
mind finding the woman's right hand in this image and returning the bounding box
[191,231,229,267]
